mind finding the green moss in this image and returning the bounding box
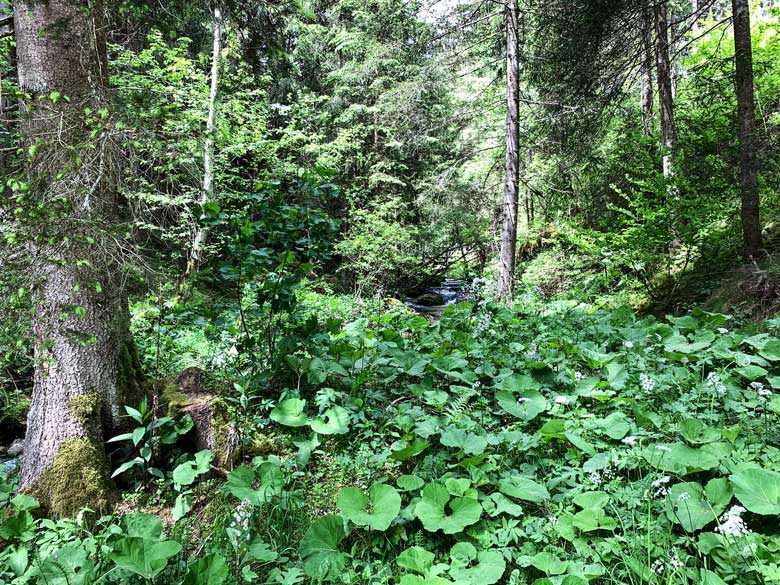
[34,437,115,518]
[117,338,145,408]
[160,379,189,415]
[209,398,238,466]
[66,392,101,428]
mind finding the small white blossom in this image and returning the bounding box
[655,445,671,453]
[624,340,634,349]
[651,560,665,575]
[574,371,584,382]
[547,515,558,526]
[759,388,772,397]
[639,373,655,391]
[622,436,638,446]
[706,372,727,395]
[651,475,671,498]
[718,327,729,334]
[668,551,683,570]
[554,396,570,405]
[516,397,531,405]
[716,505,750,537]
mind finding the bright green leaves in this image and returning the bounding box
[643,443,722,474]
[182,554,229,585]
[310,405,350,435]
[495,375,547,421]
[414,483,482,534]
[397,547,435,574]
[730,468,780,514]
[440,428,487,455]
[571,492,616,532]
[498,476,550,503]
[665,479,732,531]
[108,514,182,580]
[449,545,506,585]
[337,483,401,531]
[270,398,351,435]
[172,450,212,486]
[270,398,308,427]
[225,462,283,506]
[299,515,347,581]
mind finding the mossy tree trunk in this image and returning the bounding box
[14,0,144,517]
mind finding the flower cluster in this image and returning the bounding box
[706,372,727,395]
[639,373,655,392]
[716,505,750,537]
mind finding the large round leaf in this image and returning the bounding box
[731,468,780,515]
[665,480,731,532]
[270,398,308,427]
[337,483,401,531]
[414,483,482,534]
[498,476,550,503]
[495,377,547,421]
[449,549,506,585]
[299,515,347,581]
[310,406,350,435]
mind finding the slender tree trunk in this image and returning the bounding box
[497,0,520,303]
[654,0,676,179]
[184,7,222,281]
[732,0,763,257]
[639,5,654,137]
[14,0,143,517]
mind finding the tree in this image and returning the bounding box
[639,2,654,137]
[14,0,143,516]
[184,6,223,282]
[497,0,520,303]
[731,0,763,257]
[654,0,676,179]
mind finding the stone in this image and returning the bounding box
[8,438,24,457]
[415,293,445,306]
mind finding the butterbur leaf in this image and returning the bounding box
[270,398,308,427]
[225,463,283,506]
[310,405,350,435]
[449,549,506,585]
[414,483,482,534]
[173,493,191,522]
[173,450,213,486]
[337,483,401,531]
[182,554,228,585]
[109,537,182,579]
[483,492,523,517]
[440,428,487,455]
[245,538,278,562]
[397,475,425,491]
[730,468,780,514]
[496,388,547,421]
[299,515,347,581]
[530,552,568,576]
[390,437,429,461]
[36,544,95,585]
[397,546,435,574]
[498,476,549,503]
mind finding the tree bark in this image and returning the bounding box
[654,0,676,179]
[184,7,222,282]
[497,0,520,303]
[732,0,763,257]
[639,4,654,137]
[14,0,143,517]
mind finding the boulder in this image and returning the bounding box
[7,438,24,457]
[160,367,238,468]
[415,292,445,307]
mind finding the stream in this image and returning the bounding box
[405,278,469,316]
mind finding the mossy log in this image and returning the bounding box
[162,367,238,467]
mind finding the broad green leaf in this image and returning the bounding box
[498,476,550,503]
[530,552,568,575]
[270,398,308,427]
[731,468,780,514]
[299,515,347,581]
[572,508,617,532]
[337,483,401,531]
[664,481,730,532]
[397,475,425,491]
[440,428,487,455]
[449,549,506,585]
[182,554,228,585]
[483,492,523,517]
[310,405,350,435]
[397,546,435,574]
[414,483,482,534]
[496,388,547,421]
[109,537,182,580]
[390,437,429,461]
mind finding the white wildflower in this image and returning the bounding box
[718,327,729,334]
[668,551,683,570]
[651,475,671,498]
[639,373,655,391]
[706,372,727,395]
[651,560,665,575]
[574,371,584,382]
[655,445,671,453]
[588,470,602,486]
[516,397,531,405]
[716,505,750,537]
[759,388,772,397]
[624,340,634,349]
[554,396,570,405]
[622,436,638,446]
[548,515,558,526]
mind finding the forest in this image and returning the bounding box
[3,0,780,583]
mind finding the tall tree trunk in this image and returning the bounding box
[639,5,654,137]
[497,0,520,303]
[654,0,676,179]
[14,0,143,517]
[732,0,763,257]
[184,7,222,282]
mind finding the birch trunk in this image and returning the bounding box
[184,7,222,281]
[654,1,676,179]
[496,0,520,304]
[732,0,763,257]
[14,0,143,517]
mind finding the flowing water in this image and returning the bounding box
[405,278,469,316]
